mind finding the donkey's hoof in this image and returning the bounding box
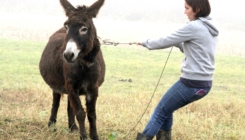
[90,135,99,140]
[70,125,79,133]
[80,136,88,140]
[48,123,57,132]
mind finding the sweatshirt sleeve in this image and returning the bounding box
[141,23,193,50]
[175,42,184,53]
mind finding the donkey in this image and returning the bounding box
[39,0,105,139]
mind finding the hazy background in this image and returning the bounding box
[0,0,244,55]
[0,1,245,139]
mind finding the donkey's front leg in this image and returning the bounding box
[68,91,87,140]
[67,97,79,132]
[48,91,61,128]
[86,87,99,140]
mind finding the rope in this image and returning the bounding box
[98,37,137,46]
[122,46,174,139]
[98,36,173,139]
[104,42,138,46]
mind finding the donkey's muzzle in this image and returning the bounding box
[63,52,74,63]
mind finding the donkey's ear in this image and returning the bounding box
[87,0,105,18]
[60,0,76,17]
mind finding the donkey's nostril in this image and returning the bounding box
[64,52,74,62]
[71,53,74,58]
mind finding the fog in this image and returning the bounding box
[0,0,244,55]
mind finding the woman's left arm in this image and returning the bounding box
[142,23,193,50]
[174,43,184,53]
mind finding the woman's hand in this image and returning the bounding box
[136,42,142,45]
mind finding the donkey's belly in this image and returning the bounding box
[40,71,66,94]
[52,87,67,94]
[39,58,67,94]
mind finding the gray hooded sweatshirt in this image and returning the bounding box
[142,16,219,81]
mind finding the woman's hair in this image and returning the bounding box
[185,0,211,18]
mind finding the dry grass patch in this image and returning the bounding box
[1,86,245,140]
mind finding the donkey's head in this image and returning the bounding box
[60,0,104,63]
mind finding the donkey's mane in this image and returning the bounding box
[76,5,88,12]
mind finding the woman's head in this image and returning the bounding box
[184,0,211,21]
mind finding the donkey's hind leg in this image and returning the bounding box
[67,97,79,132]
[48,91,61,128]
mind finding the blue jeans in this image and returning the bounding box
[142,80,211,137]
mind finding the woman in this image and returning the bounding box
[136,0,219,139]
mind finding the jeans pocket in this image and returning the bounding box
[189,88,210,102]
[195,89,207,96]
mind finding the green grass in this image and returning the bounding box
[0,39,45,90]
[0,39,245,140]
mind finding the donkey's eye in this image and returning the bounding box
[81,28,87,32]
[79,26,88,35]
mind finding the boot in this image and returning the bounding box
[136,132,153,140]
[156,130,171,140]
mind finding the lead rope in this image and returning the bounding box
[98,37,138,46]
[122,46,174,139]
[98,36,173,139]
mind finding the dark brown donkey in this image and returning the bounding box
[39,0,105,139]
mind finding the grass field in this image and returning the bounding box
[0,38,245,140]
[1,0,245,139]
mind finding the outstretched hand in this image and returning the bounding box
[136,42,142,45]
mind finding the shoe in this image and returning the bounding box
[156,130,171,140]
[136,132,153,140]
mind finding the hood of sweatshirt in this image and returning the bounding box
[199,16,219,36]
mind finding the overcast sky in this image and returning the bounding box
[1,0,244,23]
[0,0,244,46]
